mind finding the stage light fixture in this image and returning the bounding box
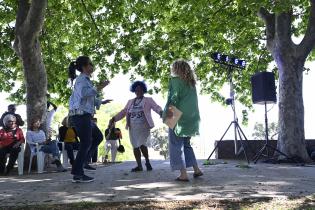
[231,58,238,65]
[239,60,246,68]
[211,52,246,69]
[211,52,221,61]
[221,55,229,62]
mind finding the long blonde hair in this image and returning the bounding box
[171,60,196,86]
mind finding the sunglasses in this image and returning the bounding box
[8,121,16,123]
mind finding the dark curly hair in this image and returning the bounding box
[130,81,148,93]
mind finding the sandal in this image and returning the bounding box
[175,177,189,182]
[145,162,153,171]
[193,172,204,178]
[131,166,143,172]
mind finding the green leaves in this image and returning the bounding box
[0,0,313,107]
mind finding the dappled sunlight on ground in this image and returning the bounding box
[0,160,314,207]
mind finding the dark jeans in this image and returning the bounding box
[92,150,98,163]
[0,145,21,173]
[70,114,92,176]
[86,122,103,164]
[40,141,60,158]
[65,142,80,163]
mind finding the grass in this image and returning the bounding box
[203,160,228,166]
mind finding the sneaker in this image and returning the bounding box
[72,175,95,183]
[57,165,67,172]
[84,164,96,171]
[131,166,143,172]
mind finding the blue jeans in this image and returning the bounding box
[168,129,197,171]
[40,141,60,158]
[70,114,92,176]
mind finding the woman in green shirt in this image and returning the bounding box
[163,60,203,181]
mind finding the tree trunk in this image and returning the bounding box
[14,0,48,170]
[258,3,315,162]
[275,54,310,161]
[13,0,48,129]
[20,37,47,129]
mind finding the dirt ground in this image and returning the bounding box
[1,159,315,209]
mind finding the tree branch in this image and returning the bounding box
[275,10,293,41]
[81,0,102,37]
[24,0,47,40]
[258,7,275,50]
[212,0,234,17]
[298,0,315,58]
[15,0,29,30]
[13,0,30,56]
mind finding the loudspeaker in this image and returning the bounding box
[251,72,277,104]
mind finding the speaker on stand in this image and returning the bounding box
[251,72,291,163]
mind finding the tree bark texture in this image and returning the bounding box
[258,0,315,162]
[276,54,309,161]
[14,0,48,129]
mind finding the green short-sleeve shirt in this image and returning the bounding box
[163,77,200,137]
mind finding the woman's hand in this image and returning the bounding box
[109,117,115,125]
[102,99,113,104]
[167,107,173,118]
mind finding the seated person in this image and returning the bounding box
[0,114,25,175]
[104,121,122,163]
[26,118,66,172]
[58,116,79,165]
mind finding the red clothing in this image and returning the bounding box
[0,128,25,147]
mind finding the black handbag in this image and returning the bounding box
[117,139,125,153]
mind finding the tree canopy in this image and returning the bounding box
[0,0,314,106]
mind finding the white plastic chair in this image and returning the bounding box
[60,142,78,168]
[27,142,45,174]
[5,143,24,175]
[61,142,69,167]
[17,143,24,175]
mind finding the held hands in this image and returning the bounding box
[108,117,115,126]
[166,107,174,118]
[102,99,113,104]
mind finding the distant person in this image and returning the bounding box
[58,117,79,165]
[104,121,122,163]
[46,94,57,131]
[26,118,67,172]
[68,56,111,183]
[0,114,25,175]
[163,60,203,182]
[0,104,24,127]
[110,81,162,172]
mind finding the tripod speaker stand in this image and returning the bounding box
[251,72,292,163]
[252,102,292,163]
[207,66,251,164]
